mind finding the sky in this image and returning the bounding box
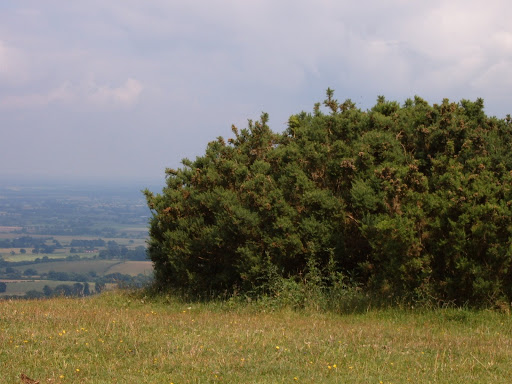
[1,0,512,185]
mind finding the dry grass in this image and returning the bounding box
[106,261,153,276]
[1,291,512,383]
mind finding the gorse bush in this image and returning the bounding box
[145,89,512,307]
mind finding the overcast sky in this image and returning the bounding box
[1,1,511,185]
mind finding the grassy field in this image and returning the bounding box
[1,291,512,383]
[107,261,153,276]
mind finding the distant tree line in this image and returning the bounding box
[1,240,147,266]
[0,236,61,249]
[1,266,151,285]
[1,272,152,300]
[38,282,93,298]
[0,255,57,267]
[69,239,106,248]
[98,243,147,261]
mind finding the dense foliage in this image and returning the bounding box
[145,90,512,306]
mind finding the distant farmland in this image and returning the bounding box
[9,260,153,276]
[107,261,153,275]
[0,280,97,296]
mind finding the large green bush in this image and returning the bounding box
[145,90,512,306]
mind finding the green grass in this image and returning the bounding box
[1,291,512,383]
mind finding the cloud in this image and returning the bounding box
[472,61,512,90]
[4,1,508,105]
[371,0,512,95]
[1,1,512,182]
[0,40,28,85]
[1,78,143,109]
[86,78,143,106]
[0,82,74,108]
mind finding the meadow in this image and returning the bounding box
[2,291,512,383]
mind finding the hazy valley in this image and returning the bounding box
[0,180,156,298]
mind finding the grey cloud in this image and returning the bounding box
[1,1,512,182]
[0,40,28,85]
[1,78,143,108]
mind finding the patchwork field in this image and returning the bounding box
[0,181,154,298]
[1,250,71,262]
[0,235,147,263]
[0,259,153,297]
[8,260,152,276]
[8,260,121,275]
